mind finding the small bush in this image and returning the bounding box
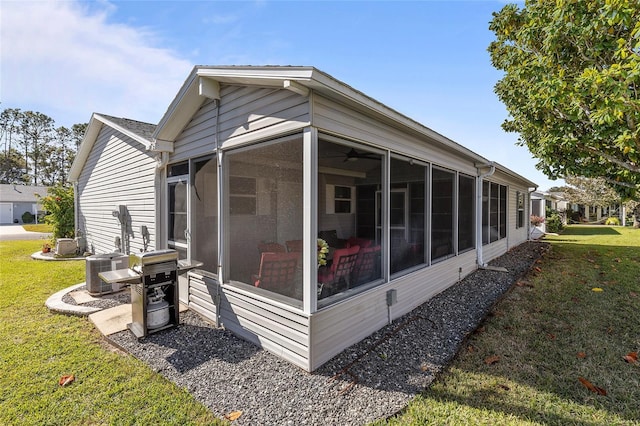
[605,217,620,226]
[38,185,75,240]
[546,213,564,233]
[21,211,34,224]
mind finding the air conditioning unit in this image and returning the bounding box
[85,253,129,295]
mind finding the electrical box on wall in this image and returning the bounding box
[386,289,397,306]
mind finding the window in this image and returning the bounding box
[226,136,303,303]
[458,174,475,252]
[318,138,383,305]
[229,176,256,215]
[499,185,507,239]
[334,185,353,213]
[516,191,525,228]
[431,168,455,261]
[192,157,217,273]
[390,157,427,274]
[483,181,507,244]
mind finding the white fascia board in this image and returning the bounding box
[153,67,201,142]
[68,114,102,182]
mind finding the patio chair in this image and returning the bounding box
[257,242,286,254]
[253,252,299,296]
[352,244,381,286]
[285,239,303,253]
[346,237,372,249]
[317,245,360,291]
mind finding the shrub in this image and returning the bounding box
[546,213,564,233]
[605,217,620,226]
[21,211,34,224]
[38,185,75,240]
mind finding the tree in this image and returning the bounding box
[0,148,27,184]
[0,108,22,155]
[489,1,640,200]
[562,176,621,208]
[19,111,54,186]
[0,107,85,186]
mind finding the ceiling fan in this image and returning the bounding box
[323,147,381,162]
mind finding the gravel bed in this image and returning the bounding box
[107,241,549,425]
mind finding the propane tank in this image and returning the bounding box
[147,287,170,329]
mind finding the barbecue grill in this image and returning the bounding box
[99,249,179,338]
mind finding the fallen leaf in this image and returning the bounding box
[534,266,542,273]
[577,352,587,359]
[58,374,75,387]
[578,377,607,395]
[224,411,243,421]
[467,345,476,353]
[630,292,638,298]
[485,355,500,365]
[623,352,638,364]
[547,333,556,340]
[592,287,604,292]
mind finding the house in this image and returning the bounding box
[0,184,48,224]
[69,66,536,372]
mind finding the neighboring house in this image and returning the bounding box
[0,184,48,224]
[69,66,537,372]
[530,190,566,237]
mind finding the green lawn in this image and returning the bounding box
[381,225,640,425]
[0,240,223,426]
[3,228,639,425]
[21,223,53,233]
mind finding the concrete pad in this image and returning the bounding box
[89,304,132,336]
[69,290,100,304]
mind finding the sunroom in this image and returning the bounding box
[72,66,534,372]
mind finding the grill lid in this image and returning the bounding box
[134,249,178,266]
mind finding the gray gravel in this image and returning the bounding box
[106,241,549,425]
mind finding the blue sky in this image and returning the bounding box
[1,0,559,190]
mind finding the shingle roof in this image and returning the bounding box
[0,184,49,203]
[96,114,156,142]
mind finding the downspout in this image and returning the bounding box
[213,99,226,326]
[527,186,538,241]
[155,151,170,251]
[475,162,495,268]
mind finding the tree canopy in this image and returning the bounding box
[489,0,640,199]
[0,107,86,186]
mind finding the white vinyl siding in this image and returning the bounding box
[172,86,310,163]
[76,126,157,254]
[188,270,311,370]
[309,249,477,369]
[312,94,478,176]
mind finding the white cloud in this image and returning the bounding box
[0,0,193,126]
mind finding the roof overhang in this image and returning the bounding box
[152,66,490,166]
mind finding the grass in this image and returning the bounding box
[380,225,640,425]
[0,240,224,425]
[21,223,53,233]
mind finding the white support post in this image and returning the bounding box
[303,127,318,314]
